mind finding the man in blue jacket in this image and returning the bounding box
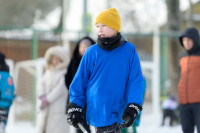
[66,8,144,133]
[0,51,15,132]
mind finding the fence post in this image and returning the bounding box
[31,28,38,125]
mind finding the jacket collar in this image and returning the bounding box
[97,33,127,50]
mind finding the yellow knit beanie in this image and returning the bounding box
[95,8,121,32]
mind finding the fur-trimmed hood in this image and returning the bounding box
[45,45,68,70]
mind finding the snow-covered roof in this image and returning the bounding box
[0,29,59,41]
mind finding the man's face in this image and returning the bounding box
[182,37,194,50]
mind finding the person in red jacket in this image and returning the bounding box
[178,27,200,133]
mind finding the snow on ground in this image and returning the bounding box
[6,122,36,133]
[137,109,183,133]
[5,103,198,133]
[137,103,198,133]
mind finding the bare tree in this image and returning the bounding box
[108,0,166,33]
[188,0,194,27]
[166,0,182,93]
[0,0,60,27]
[107,0,143,32]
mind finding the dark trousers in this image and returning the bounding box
[96,123,121,133]
[180,103,200,133]
[162,109,178,126]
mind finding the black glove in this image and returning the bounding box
[121,103,142,128]
[66,103,83,128]
[0,108,8,122]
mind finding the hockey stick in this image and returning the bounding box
[120,116,131,128]
[77,123,88,133]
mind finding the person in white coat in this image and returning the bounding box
[37,45,69,133]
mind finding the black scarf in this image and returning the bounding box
[0,64,9,72]
[187,45,200,55]
[97,33,124,50]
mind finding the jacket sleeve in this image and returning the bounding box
[37,74,46,98]
[8,76,15,104]
[0,73,15,108]
[126,48,144,106]
[46,76,66,103]
[69,50,92,108]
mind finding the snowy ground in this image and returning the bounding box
[138,103,198,133]
[5,119,187,133]
[6,122,36,133]
[138,113,197,133]
[5,103,198,133]
[137,109,183,133]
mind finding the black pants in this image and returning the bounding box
[180,103,200,133]
[96,123,121,133]
[162,109,177,126]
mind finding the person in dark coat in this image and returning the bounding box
[65,36,95,133]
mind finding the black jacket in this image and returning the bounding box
[65,37,95,89]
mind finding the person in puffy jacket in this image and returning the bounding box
[0,51,15,133]
[178,27,200,133]
[37,46,70,133]
[66,8,144,133]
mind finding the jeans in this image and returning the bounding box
[180,103,200,133]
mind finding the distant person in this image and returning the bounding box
[161,93,178,126]
[66,8,144,133]
[0,51,15,133]
[65,36,95,133]
[37,46,69,133]
[178,27,200,133]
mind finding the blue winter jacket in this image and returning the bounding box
[69,41,143,127]
[0,71,15,108]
